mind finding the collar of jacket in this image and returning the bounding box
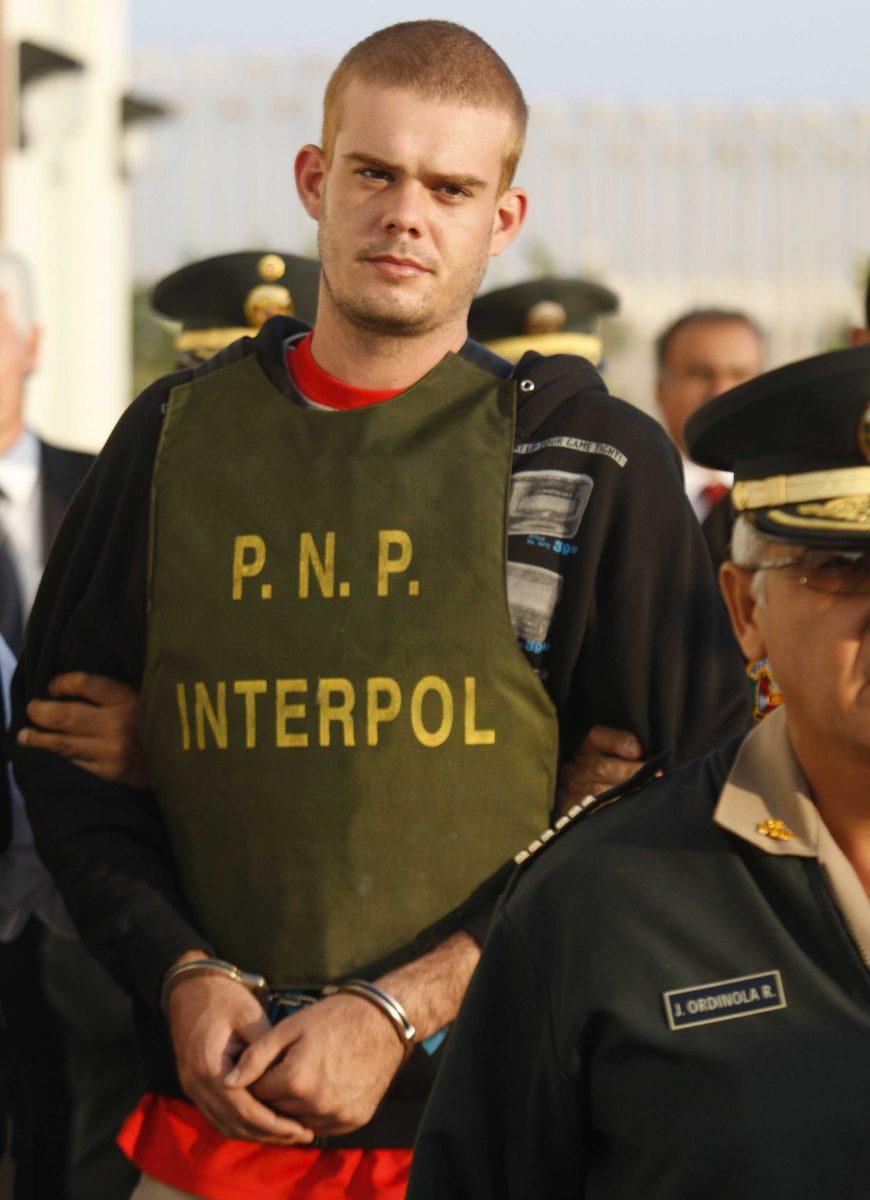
[511,350,609,444]
[244,319,609,442]
[715,707,870,967]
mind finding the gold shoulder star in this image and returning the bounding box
[755,818,795,842]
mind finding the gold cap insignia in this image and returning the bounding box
[525,300,567,335]
[755,818,795,842]
[257,254,286,282]
[243,283,294,329]
[859,402,870,464]
[796,495,870,527]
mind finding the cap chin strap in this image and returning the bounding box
[732,466,870,512]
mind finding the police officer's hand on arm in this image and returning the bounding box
[558,724,646,810]
[17,672,147,789]
[223,931,480,1136]
[164,951,317,1145]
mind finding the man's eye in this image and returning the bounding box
[357,168,391,182]
[438,183,469,198]
[816,554,858,572]
[804,551,870,595]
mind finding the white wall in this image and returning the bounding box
[3,0,131,452]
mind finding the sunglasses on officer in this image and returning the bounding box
[755,549,870,596]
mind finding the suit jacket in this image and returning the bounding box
[0,658,9,854]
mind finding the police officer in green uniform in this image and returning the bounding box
[152,250,320,367]
[408,344,870,1200]
[11,22,747,1194]
[468,276,619,368]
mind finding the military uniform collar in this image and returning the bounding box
[715,707,870,967]
[715,708,817,856]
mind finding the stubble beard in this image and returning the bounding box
[317,209,490,341]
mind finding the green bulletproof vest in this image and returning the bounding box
[140,349,557,986]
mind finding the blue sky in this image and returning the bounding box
[131,0,870,104]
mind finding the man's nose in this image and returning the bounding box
[380,179,426,238]
[707,372,731,401]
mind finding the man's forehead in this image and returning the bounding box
[672,321,762,361]
[332,80,512,175]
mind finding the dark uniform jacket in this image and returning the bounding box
[409,708,870,1197]
[9,317,749,1145]
[38,440,95,561]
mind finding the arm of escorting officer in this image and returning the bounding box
[551,398,749,799]
[1,643,145,939]
[18,671,147,789]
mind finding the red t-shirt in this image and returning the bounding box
[117,334,410,1199]
[286,332,404,410]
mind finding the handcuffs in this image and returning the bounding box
[160,957,417,1061]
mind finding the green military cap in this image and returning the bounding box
[152,251,320,359]
[468,277,619,366]
[686,345,870,547]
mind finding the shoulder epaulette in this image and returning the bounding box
[514,792,602,865]
[514,748,669,869]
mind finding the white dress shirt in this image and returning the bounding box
[0,428,43,612]
[683,457,733,523]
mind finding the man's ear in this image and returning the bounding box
[654,382,683,452]
[23,325,41,376]
[654,375,666,410]
[489,187,528,258]
[295,145,327,220]
[719,562,766,662]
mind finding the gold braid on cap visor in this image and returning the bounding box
[765,496,870,532]
[731,467,870,512]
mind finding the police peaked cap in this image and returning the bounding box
[468,277,619,366]
[152,251,320,356]
[685,344,870,548]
